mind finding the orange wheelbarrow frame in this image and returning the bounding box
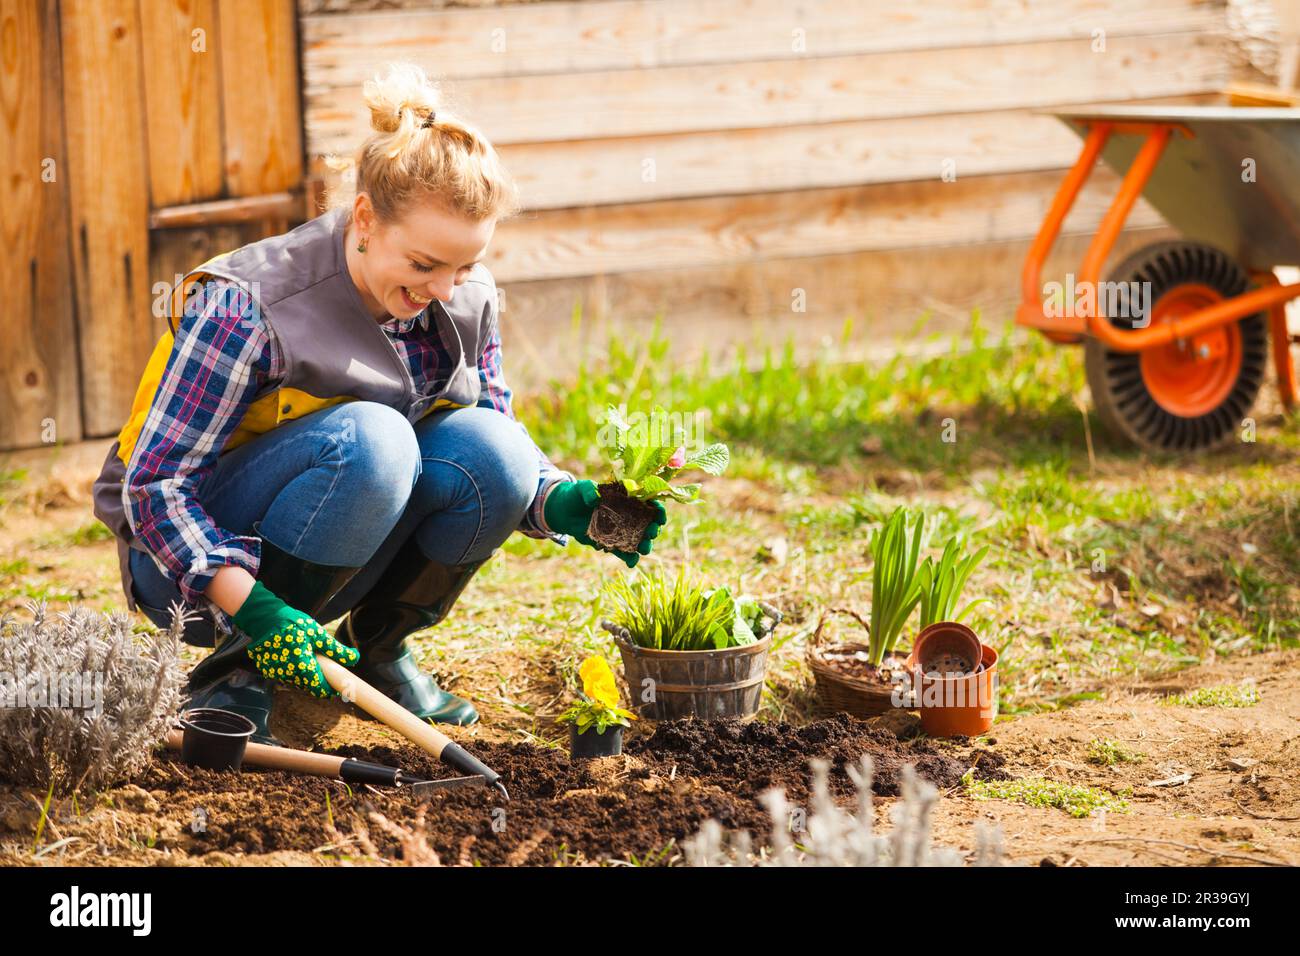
[1016,118,1299,411]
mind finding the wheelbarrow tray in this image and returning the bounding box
[1051,104,1300,269]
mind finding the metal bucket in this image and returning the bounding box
[602,604,780,720]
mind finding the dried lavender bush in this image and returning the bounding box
[685,756,1005,867]
[0,599,189,794]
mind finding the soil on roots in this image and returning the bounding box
[587,482,658,552]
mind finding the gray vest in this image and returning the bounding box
[92,206,494,617]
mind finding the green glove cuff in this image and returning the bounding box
[231,579,289,637]
[542,479,601,538]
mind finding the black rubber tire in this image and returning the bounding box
[1084,241,1268,453]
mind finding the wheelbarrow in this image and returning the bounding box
[1017,105,1300,452]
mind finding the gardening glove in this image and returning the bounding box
[543,479,667,568]
[231,580,360,698]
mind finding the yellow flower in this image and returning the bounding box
[578,656,620,708]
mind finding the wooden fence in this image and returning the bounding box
[2,0,302,453]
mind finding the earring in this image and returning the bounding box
[356,237,368,253]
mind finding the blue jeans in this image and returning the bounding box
[129,402,540,641]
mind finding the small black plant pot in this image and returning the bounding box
[178,707,256,771]
[569,723,624,758]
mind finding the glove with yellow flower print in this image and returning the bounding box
[232,580,360,698]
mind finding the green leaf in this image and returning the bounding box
[682,442,730,476]
[917,535,988,629]
[737,597,764,636]
[731,610,757,646]
[868,507,927,664]
[663,483,701,503]
[604,404,629,459]
[620,405,678,480]
[637,474,671,497]
[603,567,740,651]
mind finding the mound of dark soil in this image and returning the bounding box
[120,714,983,866]
[628,712,968,799]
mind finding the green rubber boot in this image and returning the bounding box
[337,534,484,725]
[185,520,365,746]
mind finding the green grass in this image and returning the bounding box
[0,558,32,578]
[1086,739,1146,766]
[0,467,28,509]
[965,776,1129,818]
[32,522,116,550]
[4,308,1294,734]
[1162,683,1260,708]
[0,582,85,604]
[520,312,1089,475]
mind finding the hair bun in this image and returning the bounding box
[363,63,442,135]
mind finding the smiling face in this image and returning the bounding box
[345,191,497,321]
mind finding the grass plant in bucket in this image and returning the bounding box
[558,656,636,758]
[601,566,782,719]
[587,404,730,552]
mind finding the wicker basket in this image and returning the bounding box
[807,607,913,718]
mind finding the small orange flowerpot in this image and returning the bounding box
[908,634,998,738]
[913,621,982,675]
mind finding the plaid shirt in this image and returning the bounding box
[124,279,573,610]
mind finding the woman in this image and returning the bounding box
[91,64,666,745]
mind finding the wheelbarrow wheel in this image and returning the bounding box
[1084,241,1268,453]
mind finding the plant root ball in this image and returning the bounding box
[588,482,658,552]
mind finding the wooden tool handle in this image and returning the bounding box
[165,728,346,776]
[317,654,452,758]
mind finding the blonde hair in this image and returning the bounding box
[335,62,521,223]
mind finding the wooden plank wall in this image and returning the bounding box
[301,0,1230,389]
[59,0,154,439]
[0,0,301,453]
[0,0,80,450]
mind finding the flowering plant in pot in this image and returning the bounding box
[557,656,636,758]
[587,404,731,552]
[600,566,782,719]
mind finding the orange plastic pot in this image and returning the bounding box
[908,634,998,738]
[912,621,982,675]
